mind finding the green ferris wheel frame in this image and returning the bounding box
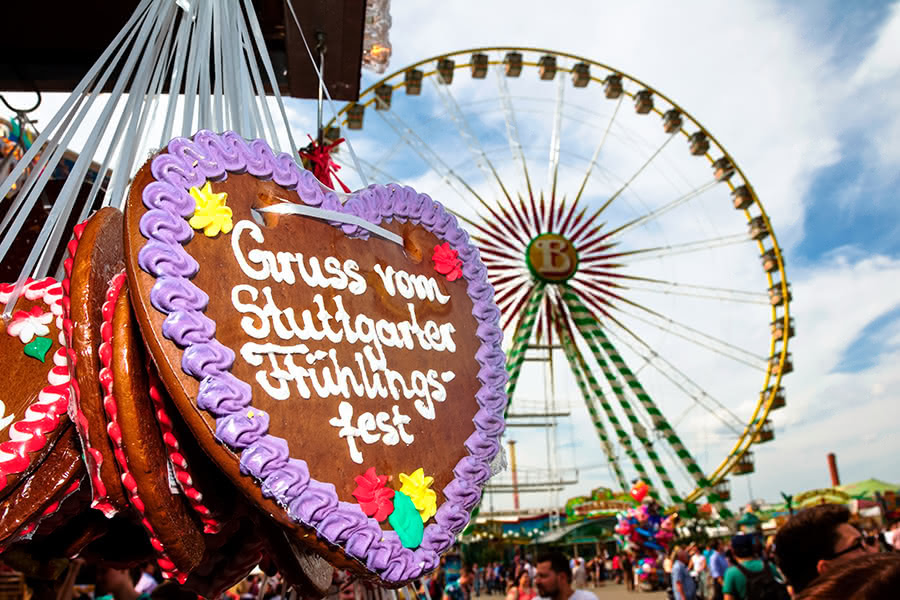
[328,47,793,509]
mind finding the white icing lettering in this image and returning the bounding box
[373,263,450,305]
[329,400,412,463]
[232,220,269,280]
[231,219,369,294]
[393,405,414,445]
[228,218,466,463]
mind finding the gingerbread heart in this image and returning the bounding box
[0,277,71,499]
[124,131,506,584]
[63,209,131,516]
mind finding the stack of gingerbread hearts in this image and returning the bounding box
[0,130,507,592]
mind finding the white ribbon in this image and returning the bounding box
[255,200,402,246]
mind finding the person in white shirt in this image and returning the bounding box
[525,559,536,583]
[134,564,159,595]
[534,551,597,600]
[573,558,587,589]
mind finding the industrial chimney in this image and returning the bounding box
[827,453,840,487]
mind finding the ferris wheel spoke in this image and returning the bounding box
[369,135,408,175]
[564,206,605,247]
[478,197,534,248]
[553,303,632,492]
[496,283,538,333]
[372,107,485,215]
[612,232,752,264]
[574,95,624,207]
[613,274,769,302]
[593,131,678,218]
[548,72,565,200]
[617,285,769,305]
[603,179,720,241]
[332,155,398,186]
[602,313,745,432]
[556,295,683,504]
[429,75,515,204]
[608,304,767,370]
[561,288,716,501]
[572,231,617,256]
[470,215,530,250]
[494,57,533,198]
[475,241,525,263]
[505,283,545,407]
[572,278,767,370]
[558,199,589,240]
[488,270,530,289]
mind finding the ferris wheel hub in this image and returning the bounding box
[526,233,579,283]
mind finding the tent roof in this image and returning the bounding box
[737,512,761,526]
[533,517,614,545]
[839,478,899,499]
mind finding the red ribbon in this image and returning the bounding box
[299,134,351,193]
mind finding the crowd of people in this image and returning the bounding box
[659,503,900,599]
[420,552,599,600]
[416,504,900,600]
[5,504,900,600]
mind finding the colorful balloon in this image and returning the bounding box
[630,480,649,502]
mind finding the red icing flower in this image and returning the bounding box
[352,467,395,522]
[432,242,463,281]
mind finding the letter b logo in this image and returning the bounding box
[526,234,578,283]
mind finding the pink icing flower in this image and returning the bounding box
[432,242,463,281]
[8,306,52,343]
[352,467,395,522]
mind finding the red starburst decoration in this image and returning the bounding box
[471,189,626,343]
[432,242,463,281]
[299,135,351,193]
[352,467,395,522]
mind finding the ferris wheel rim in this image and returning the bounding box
[334,46,793,507]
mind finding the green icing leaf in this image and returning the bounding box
[24,336,52,363]
[388,490,424,549]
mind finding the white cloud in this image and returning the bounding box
[851,2,900,87]
[846,2,900,169]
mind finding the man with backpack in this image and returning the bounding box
[722,534,789,600]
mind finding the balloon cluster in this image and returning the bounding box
[636,557,658,581]
[613,482,677,556]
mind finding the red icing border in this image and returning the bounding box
[0,277,71,490]
[147,367,223,534]
[60,221,115,516]
[99,271,184,582]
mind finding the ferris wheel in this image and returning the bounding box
[326,47,793,514]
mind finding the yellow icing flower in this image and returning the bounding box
[398,468,437,522]
[188,182,233,237]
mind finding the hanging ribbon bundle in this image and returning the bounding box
[0,0,306,316]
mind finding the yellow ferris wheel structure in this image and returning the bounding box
[326,47,793,514]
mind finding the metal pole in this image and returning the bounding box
[316,31,326,145]
[509,440,520,511]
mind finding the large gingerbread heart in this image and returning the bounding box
[124,131,506,584]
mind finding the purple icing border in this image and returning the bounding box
[136,130,507,583]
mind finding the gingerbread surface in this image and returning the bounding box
[124,131,507,584]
